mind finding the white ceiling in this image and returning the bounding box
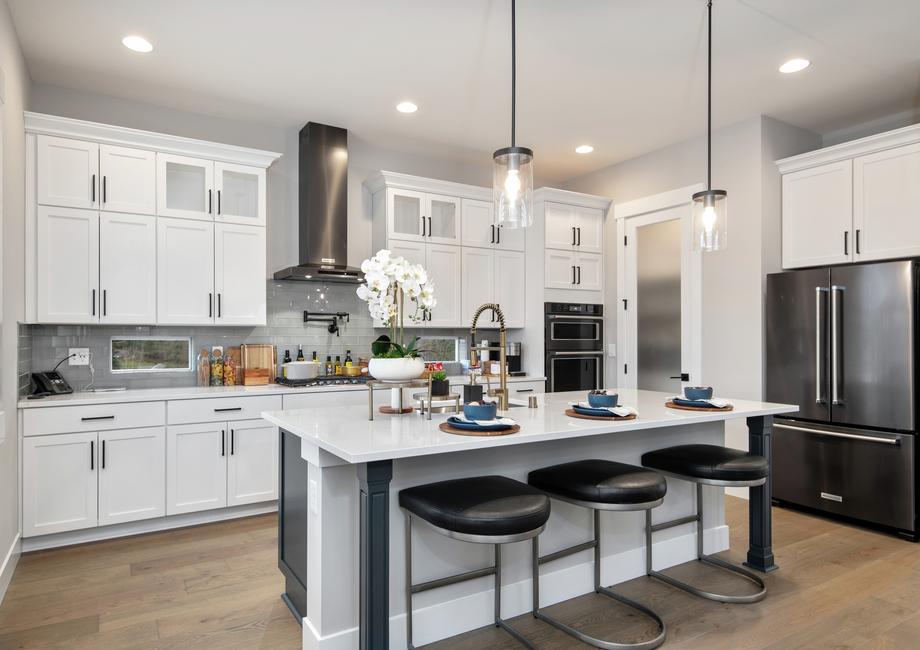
[9,0,920,182]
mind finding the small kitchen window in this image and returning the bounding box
[418,337,460,363]
[111,337,192,373]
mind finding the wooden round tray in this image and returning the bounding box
[378,405,414,415]
[664,401,733,412]
[565,408,637,421]
[438,422,521,437]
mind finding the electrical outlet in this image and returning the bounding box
[607,343,617,358]
[69,348,90,366]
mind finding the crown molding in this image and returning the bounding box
[534,187,612,211]
[364,170,491,201]
[24,112,282,168]
[776,123,920,174]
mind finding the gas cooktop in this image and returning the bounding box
[276,375,368,388]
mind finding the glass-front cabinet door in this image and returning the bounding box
[156,153,214,221]
[215,162,266,226]
[425,194,461,244]
[387,188,425,242]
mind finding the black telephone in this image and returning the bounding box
[31,371,74,397]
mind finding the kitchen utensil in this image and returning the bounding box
[283,361,321,381]
[241,344,276,386]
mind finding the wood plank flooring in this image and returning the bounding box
[0,498,918,648]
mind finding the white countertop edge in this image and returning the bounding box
[17,375,546,409]
[262,394,799,465]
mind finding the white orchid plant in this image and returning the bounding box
[356,250,436,358]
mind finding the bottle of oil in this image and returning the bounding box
[334,356,343,375]
[296,345,305,361]
[324,355,333,376]
[345,350,353,367]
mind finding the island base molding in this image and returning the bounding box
[297,523,729,650]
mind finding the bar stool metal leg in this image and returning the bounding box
[532,507,666,649]
[646,482,766,604]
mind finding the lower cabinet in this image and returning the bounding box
[167,418,278,515]
[23,427,166,536]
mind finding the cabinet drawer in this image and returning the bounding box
[23,401,166,437]
[508,381,546,395]
[168,395,283,424]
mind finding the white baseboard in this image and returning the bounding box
[303,524,729,649]
[0,532,22,606]
[22,502,277,552]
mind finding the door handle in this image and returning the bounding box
[831,285,844,405]
[774,423,898,446]
[669,374,690,381]
[816,287,828,404]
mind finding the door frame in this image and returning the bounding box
[614,184,703,389]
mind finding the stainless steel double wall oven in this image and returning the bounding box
[544,302,604,393]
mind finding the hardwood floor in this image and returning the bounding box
[1,498,918,648]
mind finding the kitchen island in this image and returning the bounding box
[262,389,797,649]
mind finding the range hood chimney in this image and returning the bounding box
[274,122,362,283]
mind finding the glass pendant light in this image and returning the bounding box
[692,0,727,252]
[493,0,534,229]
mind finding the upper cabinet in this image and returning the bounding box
[778,125,920,269]
[544,201,604,254]
[25,112,280,325]
[461,198,525,252]
[385,188,460,244]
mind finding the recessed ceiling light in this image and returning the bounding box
[396,101,418,114]
[575,145,594,154]
[122,35,153,53]
[779,58,810,74]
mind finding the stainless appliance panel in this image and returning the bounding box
[636,217,682,393]
[772,421,915,532]
[546,352,603,393]
[766,268,831,422]
[830,261,915,431]
[549,319,602,343]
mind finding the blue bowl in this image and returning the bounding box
[463,401,498,421]
[684,386,714,401]
[587,392,618,408]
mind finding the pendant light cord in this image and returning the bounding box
[707,0,712,191]
[511,0,516,147]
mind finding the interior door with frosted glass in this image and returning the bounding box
[215,162,266,226]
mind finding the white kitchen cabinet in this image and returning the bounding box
[215,162,266,227]
[227,421,278,506]
[156,153,214,221]
[781,160,853,268]
[99,145,156,215]
[461,198,524,252]
[23,432,98,537]
[157,217,215,325]
[544,202,604,253]
[425,243,461,327]
[544,249,603,291]
[853,143,920,262]
[167,423,228,515]
[100,213,157,324]
[387,188,426,241]
[36,206,99,323]
[98,427,166,526]
[425,194,461,245]
[494,250,525,328]
[215,223,266,325]
[37,135,98,210]
[461,247,495,325]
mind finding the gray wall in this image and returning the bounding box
[0,0,31,601]
[563,115,820,460]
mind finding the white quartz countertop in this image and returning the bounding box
[17,375,545,409]
[262,389,798,464]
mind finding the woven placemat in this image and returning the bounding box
[438,422,521,437]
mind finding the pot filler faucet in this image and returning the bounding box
[469,303,509,410]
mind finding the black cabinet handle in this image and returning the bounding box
[90,440,94,470]
[856,229,861,254]
[221,430,226,457]
[420,215,426,237]
[102,440,106,469]
[103,289,107,316]
[217,293,221,318]
[490,225,495,244]
[577,266,582,284]
[844,231,849,256]
[91,174,96,203]
[577,227,581,246]
[208,189,212,214]
[572,227,577,245]
[231,429,235,455]
[214,406,243,412]
[217,189,221,215]
[102,176,107,203]
[92,289,96,316]
[209,293,213,318]
[496,225,501,245]
[427,216,432,237]
[81,415,115,421]
[516,388,534,393]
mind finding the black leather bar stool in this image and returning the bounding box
[527,460,668,650]
[641,444,768,604]
[400,475,551,649]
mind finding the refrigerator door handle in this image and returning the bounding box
[774,423,899,446]
[831,285,844,405]
[816,287,828,404]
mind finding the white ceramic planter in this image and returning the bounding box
[368,357,425,383]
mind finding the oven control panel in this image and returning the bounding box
[544,302,603,316]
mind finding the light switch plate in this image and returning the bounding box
[69,348,90,366]
[607,344,617,358]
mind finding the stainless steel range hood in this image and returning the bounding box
[274,122,362,283]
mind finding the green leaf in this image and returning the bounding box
[371,335,392,357]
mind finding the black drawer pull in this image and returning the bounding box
[81,415,115,421]
[214,407,243,412]
[515,389,534,393]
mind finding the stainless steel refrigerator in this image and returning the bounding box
[766,260,917,539]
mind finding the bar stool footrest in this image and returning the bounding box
[496,618,537,649]
[649,554,766,604]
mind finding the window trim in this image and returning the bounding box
[110,336,193,374]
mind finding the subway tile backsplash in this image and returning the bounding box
[21,280,475,394]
